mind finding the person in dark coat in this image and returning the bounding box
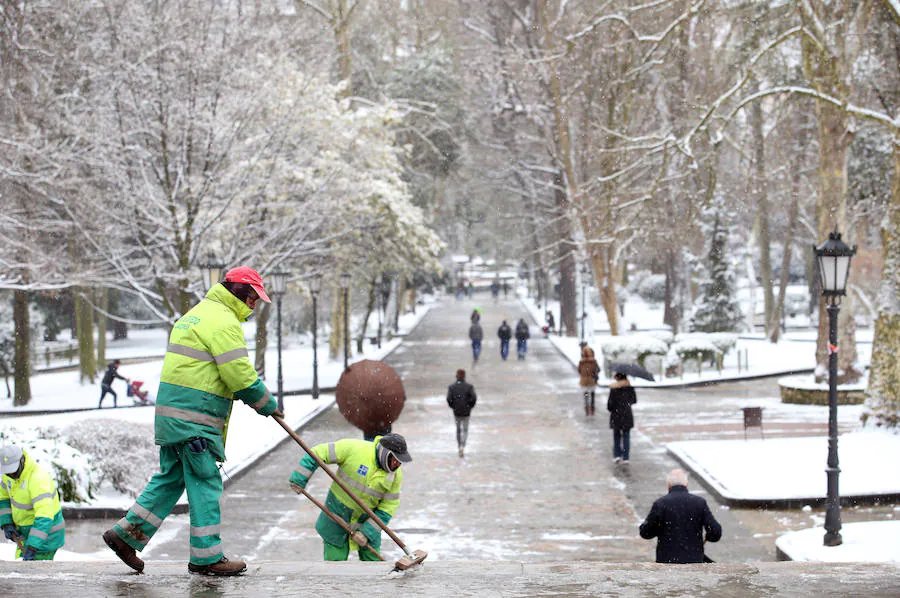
[470,309,481,323]
[447,369,477,457]
[639,469,722,563]
[607,372,637,463]
[468,321,484,364]
[514,319,530,360]
[497,320,512,360]
[99,359,129,409]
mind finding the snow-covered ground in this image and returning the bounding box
[520,292,872,388]
[667,431,900,502]
[776,521,900,563]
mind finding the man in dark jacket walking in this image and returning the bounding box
[639,469,722,563]
[514,319,530,359]
[99,359,130,408]
[468,321,484,364]
[497,321,512,360]
[447,369,477,457]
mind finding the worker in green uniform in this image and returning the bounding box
[0,445,66,560]
[102,266,282,576]
[289,434,411,561]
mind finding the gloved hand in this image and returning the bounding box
[187,437,208,453]
[289,481,307,494]
[2,524,19,541]
[22,546,37,561]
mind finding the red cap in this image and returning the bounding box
[223,266,271,303]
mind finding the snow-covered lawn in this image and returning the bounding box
[667,430,900,502]
[776,521,900,563]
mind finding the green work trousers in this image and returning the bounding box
[112,442,224,566]
[323,540,383,562]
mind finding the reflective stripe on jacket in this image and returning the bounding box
[289,438,402,547]
[0,452,65,553]
[154,283,276,460]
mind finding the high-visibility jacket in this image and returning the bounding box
[0,451,65,555]
[155,283,277,460]
[290,438,402,549]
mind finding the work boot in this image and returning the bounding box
[458,446,464,458]
[188,557,247,576]
[102,529,145,573]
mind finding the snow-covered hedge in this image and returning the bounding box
[62,419,157,499]
[678,332,737,357]
[0,425,97,504]
[668,338,720,372]
[601,335,669,369]
[634,274,666,304]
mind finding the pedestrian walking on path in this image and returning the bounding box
[639,469,722,564]
[289,434,411,561]
[577,346,600,416]
[607,372,636,463]
[469,320,483,365]
[497,320,512,360]
[515,318,529,359]
[1,445,66,561]
[99,359,130,409]
[103,266,282,577]
[446,369,477,457]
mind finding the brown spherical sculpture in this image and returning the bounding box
[335,360,406,436]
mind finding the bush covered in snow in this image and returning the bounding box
[678,332,737,357]
[633,274,667,304]
[62,419,157,499]
[601,335,669,369]
[667,338,721,375]
[0,425,97,504]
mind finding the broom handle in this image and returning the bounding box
[293,484,384,561]
[274,415,411,555]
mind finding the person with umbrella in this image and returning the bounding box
[607,369,638,463]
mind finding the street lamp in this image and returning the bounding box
[269,269,288,414]
[200,251,225,292]
[813,230,856,547]
[340,272,351,370]
[309,274,322,399]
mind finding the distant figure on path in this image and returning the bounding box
[577,346,600,416]
[607,372,637,463]
[545,311,555,335]
[515,318,530,359]
[639,469,722,564]
[502,280,509,298]
[497,320,512,360]
[99,359,130,409]
[447,369,477,458]
[469,320,483,364]
[456,280,465,300]
[490,279,500,303]
[470,309,481,324]
[466,282,474,298]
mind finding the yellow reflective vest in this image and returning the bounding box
[154,283,277,460]
[0,451,65,555]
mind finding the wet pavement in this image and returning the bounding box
[6,296,898,594]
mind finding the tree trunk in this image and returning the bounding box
[357,279,376,352]
[254,301,271,377]
[393,276,407,332]
[75,287,96,384]
[769,192,799,343]
[96,287,108,366]
[663,249,681,334]
[863,142,900,429]
[329,290,347,360]
[13,290,31,406]
[752,95,775,337]
[592,247,621,336]
[334,0,353,97]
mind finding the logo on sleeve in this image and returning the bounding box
[357,464,369,476]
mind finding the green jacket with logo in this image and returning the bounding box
[155,283,277,460]
[0,451,65,555]
[289,437,402,549]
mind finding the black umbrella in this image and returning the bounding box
[609,361,655,382]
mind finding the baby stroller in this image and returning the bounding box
[127,380,155,406]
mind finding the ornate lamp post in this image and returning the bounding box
[813,230,856,547]
[340,273,351,370]
[269,269,288,414]
[200,251,225,292]
[309,274,322,399]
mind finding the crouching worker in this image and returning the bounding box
[0,445,66,561]
[289,434,411,561]
[102,267,282,576]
